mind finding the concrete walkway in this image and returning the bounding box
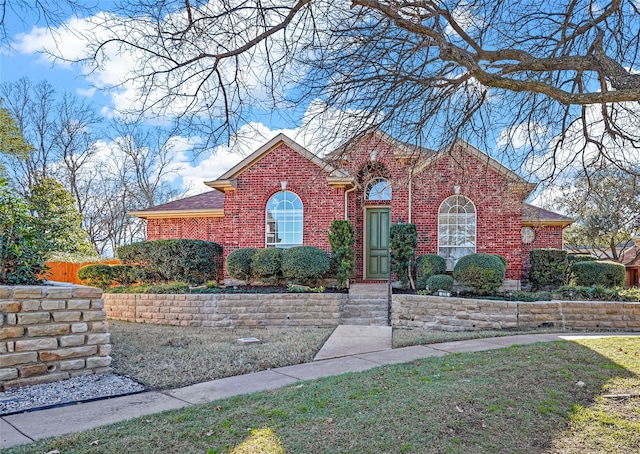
[1,331,637,449]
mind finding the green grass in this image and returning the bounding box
[6,336,639,453]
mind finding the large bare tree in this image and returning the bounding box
[61,0,640,179]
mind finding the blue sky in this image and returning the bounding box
[0,2,331,195]
[2,1,626,206]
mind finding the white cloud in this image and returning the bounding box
[12,2,302,123]
[169,99,373,195]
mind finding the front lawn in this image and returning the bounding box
[8,336,639,453]
[108,321,565,389]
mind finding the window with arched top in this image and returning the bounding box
[266,191,303,248]
[438,195,476,270]
[366,178,392,201]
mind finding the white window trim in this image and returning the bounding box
[265,190,303,248]
[437,195,477,271]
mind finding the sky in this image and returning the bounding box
[2,1,635,208]
[0,1,332,196]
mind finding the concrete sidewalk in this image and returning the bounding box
[1,331,636,449]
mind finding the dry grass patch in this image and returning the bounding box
[109,321,334,389]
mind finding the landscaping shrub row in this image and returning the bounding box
[227,246,330,286]
[529,248,625,290]
[78,239,223,289]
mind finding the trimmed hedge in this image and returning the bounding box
[572,261,625,287]
[565,254,598,284]
[78,264,114,290]
[282,246,330,286]
[117,239,223,285]
[251,248,283,284]
[416,254,447,289]
[529,249,567,291]
[453,253,506,296]
[226,248,258,281]
[425,274,454,292]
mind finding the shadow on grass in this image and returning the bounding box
[5,338,638,454]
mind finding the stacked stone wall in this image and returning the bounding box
[104,293,344,328]
[0,285,111,391]
[393,295,640,331]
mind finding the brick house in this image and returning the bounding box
[131,132,573,286]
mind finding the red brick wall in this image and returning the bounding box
[409,144,524,280]
[147,217,225,243]
[521,225,564,281]
[219,143,345,263]
[338,135,411,279]
[143,137,562,282]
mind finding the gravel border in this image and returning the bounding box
[0,373,146,416]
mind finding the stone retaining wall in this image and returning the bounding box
[104,293,640,332]
[0,285,112,391]
[393,295,640,331]
[104,293,345,327]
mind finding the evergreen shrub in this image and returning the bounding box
[328,220,355,288]
[453,253,506,295]
[251,248,283,284]
[572,261,625,287]
[226,248,258,281]
[77,264,114,290]
[117,239,223,285]
[282,246,330,285]
[416,254,447,289]
[529,249,567,290]
[425,274,454,292]
[390,223,418,289]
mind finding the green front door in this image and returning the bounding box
[366,208,390,279]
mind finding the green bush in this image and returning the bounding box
[453,253,505,296]
[494,254,507,268]
[77,264,114,290]
[390,223,418,289]
[117,239,223,285]
[282,246,330,286]
[110,265,146,286]
[106,282,191,294]
[328,220,355,288]
[226,248,258,281]
[416,254,447,289]
[0,182,48,285]
[425,274,454,292]
[251,248,283,284]
[529,249,567,290]
[565,254,598,284]
[572,260,625,287]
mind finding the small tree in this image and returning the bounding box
[28,177,96,256]
[0,180,48,284]
[328,220,355,288]
[390,222,417,289]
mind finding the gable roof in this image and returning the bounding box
[129,191,224,219]
[522,203,574,227]
[327,129,435,162]
[205,133,351,192]
[414,139,532,187]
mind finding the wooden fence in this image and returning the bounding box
[44,260,121,284]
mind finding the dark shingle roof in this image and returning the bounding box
[141,191,224,212]
[522,203,574,226]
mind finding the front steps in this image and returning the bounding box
[341,283,390,326]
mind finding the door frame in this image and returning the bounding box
[363,205,391,280]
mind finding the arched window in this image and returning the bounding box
[438,195,476,270]
[266,191,303,248]
[366,178,392,201]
